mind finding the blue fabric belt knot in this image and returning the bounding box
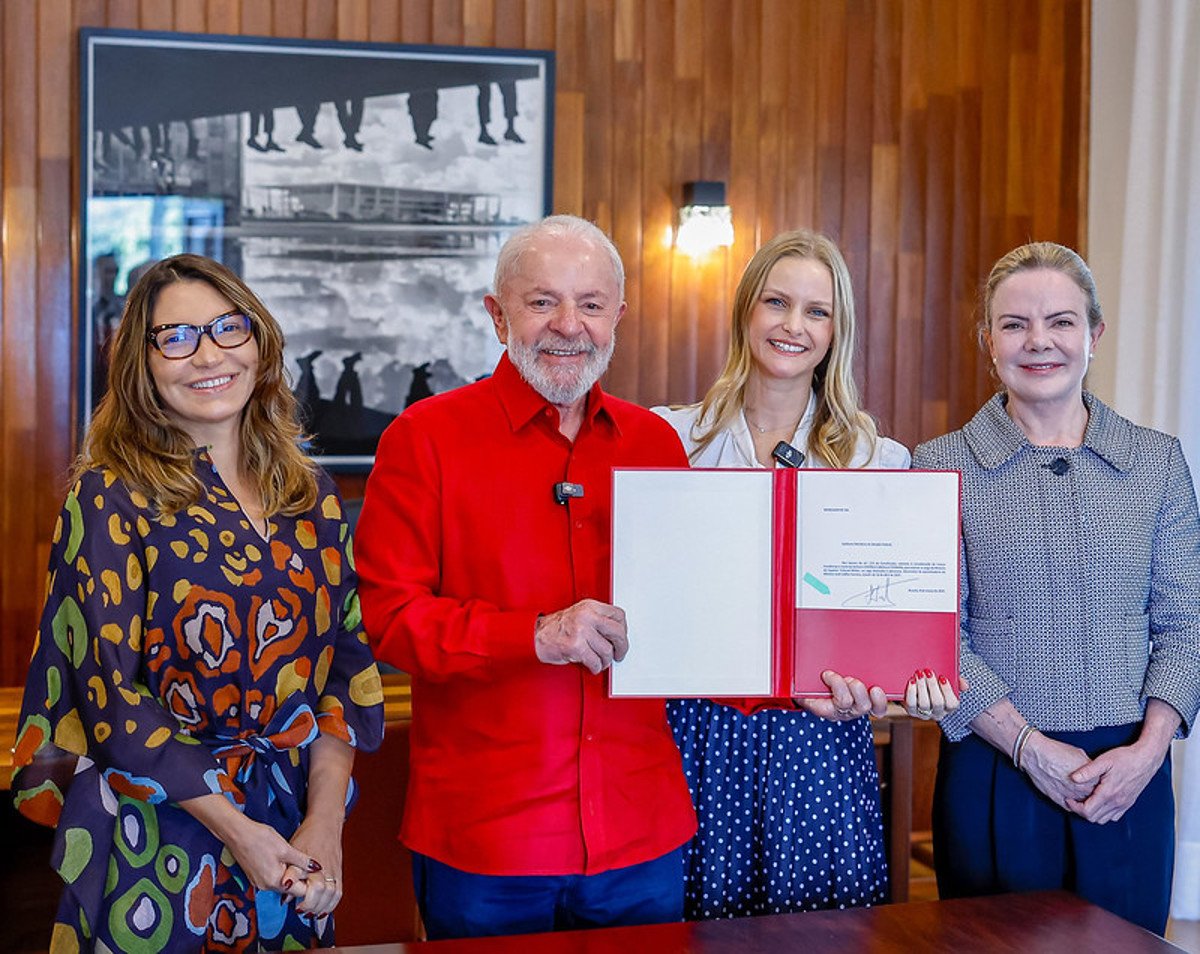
[206,695,320,828]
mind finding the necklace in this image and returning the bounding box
[744,409,802,435]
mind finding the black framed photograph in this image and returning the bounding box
[80,29,554,469]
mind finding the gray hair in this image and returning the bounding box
[493,215,625,299]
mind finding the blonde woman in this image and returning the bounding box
[12,254,384,951]
[909,242,1200,933]
[654,229,916,918]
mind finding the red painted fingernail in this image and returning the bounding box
[283,879,294,890]
[939,675,949,685]
[924,669,934,678]
[909,677,917,686]
[307,859,322,872]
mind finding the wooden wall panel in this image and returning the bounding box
[34,0,75,675]
[2,0,43,690]
[339,0,372,40]
[0,0,1088,685]
[306,0,339,40]
[842,0,876,303]
[204,0,241,34]
[638,0,673,400]
[865,0,901,425]
[367,0,401,42]
[107,0,137,28]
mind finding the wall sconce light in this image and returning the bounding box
[676,180,734,257]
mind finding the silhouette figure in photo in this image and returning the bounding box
[94,127,136,172]
[337,98,365,151]
[322,352,369,447]
[136,123,168,159]
[184,119,202,159]
[405,362,436,407]
[248,109,283,152]
[294,350,324,429]
[333,352,365,411]
[476,81,524,145]
[408,90,438,150]
[295,103,323,149]
[95,129,133,169]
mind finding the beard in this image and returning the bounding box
[507,330,616,407]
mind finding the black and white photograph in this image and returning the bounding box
[80,29,554,468]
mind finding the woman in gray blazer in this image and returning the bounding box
[907,242,1200,933]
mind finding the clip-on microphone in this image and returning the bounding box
[771,441,806,469]
[554,481,585,505]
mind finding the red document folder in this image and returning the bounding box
[609,467,960,699]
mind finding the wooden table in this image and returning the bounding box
[313,892,1181,953]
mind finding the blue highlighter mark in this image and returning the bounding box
[803,572,831,595]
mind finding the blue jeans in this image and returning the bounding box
[413,848,685,940]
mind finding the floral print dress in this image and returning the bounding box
[12,451,385,952]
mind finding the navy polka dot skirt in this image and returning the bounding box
[668,698,889,919]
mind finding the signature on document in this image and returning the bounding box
[841,577,919,608]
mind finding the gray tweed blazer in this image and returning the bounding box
[914,392,1200,742]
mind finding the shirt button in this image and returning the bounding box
[575,521,583,529]
[585,733,595,742]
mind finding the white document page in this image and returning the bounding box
[795,470,958,612]
[610,469,775,696]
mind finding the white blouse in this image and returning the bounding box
[652,393,911,469]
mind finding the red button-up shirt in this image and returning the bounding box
[356,354,697,876]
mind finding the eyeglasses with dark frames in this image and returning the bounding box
[147,310,254,360]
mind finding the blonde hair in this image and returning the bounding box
[689,229,878,467]
[976,242,1103,388]
[77,254,318,516]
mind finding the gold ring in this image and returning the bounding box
[916,707,934,717]
[323,877,337,883]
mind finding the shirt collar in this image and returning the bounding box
[491,351,618,436]
[1079,392,1136,471]
[963,391,1134,472]
[728,390,818,467]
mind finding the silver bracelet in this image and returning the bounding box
[1011,723,1036,768]
[1012,723,1040,770]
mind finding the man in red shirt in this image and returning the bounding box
[355,215,697,939]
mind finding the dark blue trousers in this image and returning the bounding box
[412,847,685,940]
[933,723,1174,934]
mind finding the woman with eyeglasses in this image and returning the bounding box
[11,254,384,952]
